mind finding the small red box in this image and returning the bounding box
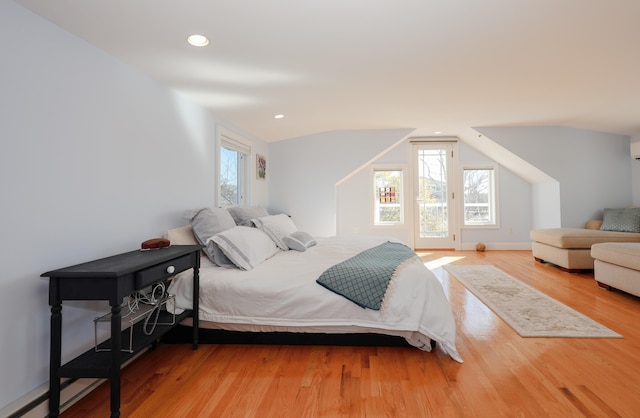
[141,238,170,250]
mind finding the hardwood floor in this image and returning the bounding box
[61,250,640,417]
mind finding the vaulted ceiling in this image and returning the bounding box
[16,0,640,142]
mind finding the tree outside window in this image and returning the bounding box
[219,146,243,207]
[217,127,250,208]
[463,167,496,226]
[416,149,448,237]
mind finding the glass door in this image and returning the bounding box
[413,142,457,249]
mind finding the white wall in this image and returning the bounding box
[336,141,413,243]
[457,144,532,248]
[632,134,640,205]
[282,133,532,248]
[0,2,268,410]
[531,182,562,229]
[476,126,632,227]
[268,129,413,236]
[274,125,633,250]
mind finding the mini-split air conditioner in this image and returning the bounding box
[632,142,640,160]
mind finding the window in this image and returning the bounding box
[218,127,250,207]
[463,166,497,226]
[219,146,244,207]
[373,167,404,225]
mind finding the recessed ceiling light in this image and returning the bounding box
[434,131,443,134]
[187,34,209,47]
[274,114,285,119]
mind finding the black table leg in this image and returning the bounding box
[192,266,199,350]
[110,303,121,418]
[49,301,62,417]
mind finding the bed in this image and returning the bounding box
[164,208,462,363]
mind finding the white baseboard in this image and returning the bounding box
[459,242,532,251]
[2,349,148,417]
[0,377,103,418]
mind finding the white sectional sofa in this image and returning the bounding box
[591,242,640,298]
[530,208,640,273]
[530,227,640,272]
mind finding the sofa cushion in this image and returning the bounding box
[530,228,640,249]
[584,220,603,230]
[531,242,595,270]
[591,242,640,271]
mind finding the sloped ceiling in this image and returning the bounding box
[15,0,640,142]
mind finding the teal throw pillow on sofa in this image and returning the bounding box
[600,208,640,233]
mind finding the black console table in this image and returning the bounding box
[42,244,203,418]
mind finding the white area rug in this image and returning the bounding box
[443,264,622,338]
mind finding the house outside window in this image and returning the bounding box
[373,167,404,225]
[463,165,498,226]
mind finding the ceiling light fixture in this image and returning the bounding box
[187,34,209,47]
[434,131,442,135]
[274,114,285,119]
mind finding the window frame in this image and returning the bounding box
[371,164,407,227]
[217,126,251,207]
[461,163,499,228]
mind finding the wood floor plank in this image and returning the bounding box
[60,250,640,417]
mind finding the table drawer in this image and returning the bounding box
[135,253,194,289]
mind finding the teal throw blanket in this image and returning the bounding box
[316,241,417,310]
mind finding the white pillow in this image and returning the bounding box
[204,240,236,268]
[211,226,278,270]
[165,225,198,245]
[283,231,317,252]
[252,214,298,250]
[188,208,236,265]
[227,206,270,227]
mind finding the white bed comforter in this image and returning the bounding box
[167,235,462,362]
